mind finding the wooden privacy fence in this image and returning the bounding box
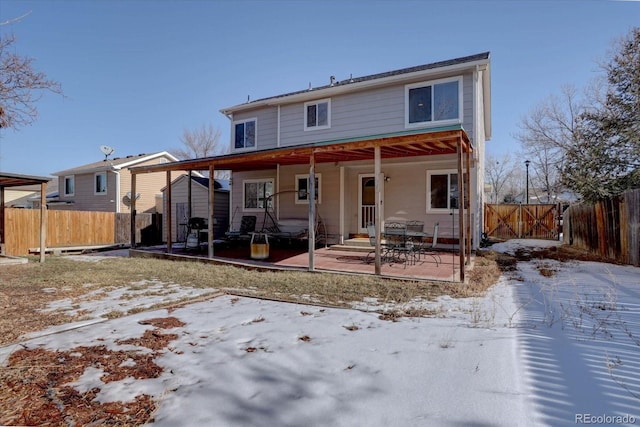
[484,204,559,240]
[2,209,162,256]
[563,189,640,266]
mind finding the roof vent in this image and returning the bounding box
[308,82,312,91]
[330,75,336,86]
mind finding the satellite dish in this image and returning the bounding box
[100,145,115,159]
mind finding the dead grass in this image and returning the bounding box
[0,318,180,426]
[0,253,501,347]
[0,248,537,424]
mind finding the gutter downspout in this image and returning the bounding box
[109,168,121,213]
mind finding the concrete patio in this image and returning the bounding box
[131,242,467,282]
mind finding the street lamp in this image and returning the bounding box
[524,160,531,204]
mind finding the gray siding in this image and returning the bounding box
[231,107,278,151]
[230,72,476,150]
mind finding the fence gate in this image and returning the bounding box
[484,204,559,240]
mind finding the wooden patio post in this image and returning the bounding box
[308,153,316,271]
[166,171,172,254]
[187,170,192,220]
[208,166,215,258]
[0,186,4,254]
[457,138,466,282]
[466,145,472,265]
[39,182,47,263]
[130,173,137,248]
[374,145,382,275]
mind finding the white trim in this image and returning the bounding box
[404,76,463,129]
[303,98,331,131]
[114,170,121,212]
[426,169,459,213]
[294,173,322,204]
[63,175,75,197]
[94,171,107,195]
[358,173,383,233]
[277,105,281,147]
[232,117,258,152]
[339,166,345,244]
[115,151,179,170]
[242,178,274,212]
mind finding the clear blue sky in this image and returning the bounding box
[0,0,638,177]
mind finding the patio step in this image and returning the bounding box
[329,238,373,253]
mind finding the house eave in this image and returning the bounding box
[130,126,472,175]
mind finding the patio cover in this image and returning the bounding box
[129,126,473,281]
[0,172,51,262]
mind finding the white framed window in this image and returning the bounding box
[243,178,274,211]
[94,172,107,195]
[426,170,465,212]
[63,175,75,196]
[405,77,462,128]
[304,99,331,131]
[295,174,321,204]
[233,118,257,151]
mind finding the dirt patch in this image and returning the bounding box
[479,244,619,274]
[0,319,183,426]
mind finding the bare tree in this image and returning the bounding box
[173,123,224,159]
[516,28,640,203]
[485,153,517,203]
[172,123,228,179]
[0,33,63,130]
[515,85,585,202]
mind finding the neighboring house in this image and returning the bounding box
[3,177,58,208]
[162,174,230,242]
[129,52,491,273]
[512,189,580,205]
[51,152,181,213]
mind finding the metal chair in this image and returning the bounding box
[416,222,441,266]
[365,223,394,264]
[384,221,415,267]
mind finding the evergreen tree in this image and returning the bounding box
[567,27,640,202]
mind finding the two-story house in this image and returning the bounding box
[222,52,490,242]
[52,151,180,213]
[130,52,491,277]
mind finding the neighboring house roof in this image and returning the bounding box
[52,151,179,176]
[220,51,491,138]
[161,174,230,193]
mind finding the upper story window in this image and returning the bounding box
[95,172,107,195]
[304,99,331,131]
[243,178,273,211]
[234,118,257,150]
[406,77,462,128]
[295,174,321,204]
[63,176,75,196]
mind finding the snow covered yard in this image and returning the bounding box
[496,241,640,426]
[1,240,639,426]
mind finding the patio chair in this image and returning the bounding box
[384,221,416,267]
[416,222,441,266]
[364,223,394,264]
[225,215,257,240]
